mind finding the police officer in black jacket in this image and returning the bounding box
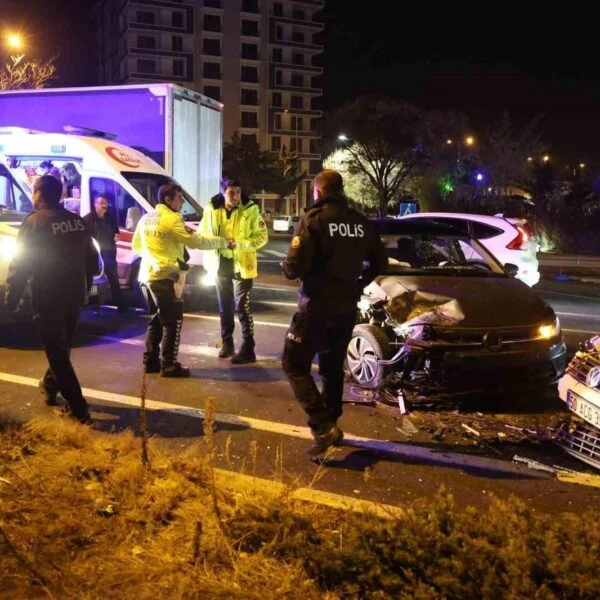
[281,169,387,457]
[5,175,100,423]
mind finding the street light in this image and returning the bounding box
[5,32,23,52]
[543,155,550,163]
[580,163,586,169]
[465,136,475,146]
[338,134,348,142]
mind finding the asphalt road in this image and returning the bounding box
[1,233,599,515]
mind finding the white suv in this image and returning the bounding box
[398,212,540,286]
[273,215,301,233]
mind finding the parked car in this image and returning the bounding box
[345,218,566,401]
[398,212,540,287]
[556,335,600,470]
[273,215,301,233]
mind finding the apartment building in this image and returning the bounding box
[96,0,324,211]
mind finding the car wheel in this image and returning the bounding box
[346,324,393,389]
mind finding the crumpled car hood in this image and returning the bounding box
[364,274,553,328]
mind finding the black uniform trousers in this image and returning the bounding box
[282,310,356,435]
[35,306,89,419]
[141,278,183,368]
[102,252,126,312]
[216,257,254,346]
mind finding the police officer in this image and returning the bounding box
[132,183,229,377]
[281,169,387,457]
[5,175,100,423]
[199,178,268,364]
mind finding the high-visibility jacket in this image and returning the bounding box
[132,203,225,283]
[199,194,268,280]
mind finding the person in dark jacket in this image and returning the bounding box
[83,195,127,313]
[5,175,100,423]
[281,169,387,457]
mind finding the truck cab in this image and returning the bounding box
[0,128,208,303]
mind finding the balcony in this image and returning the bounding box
[270,61,323,75]
[269,15,324,31]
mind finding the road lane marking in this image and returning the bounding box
[563,328,599,335]
[254,283,297,292]
[556,311,600,320]
[541,289,600,300]
[262,249,288,258]
[183,313,290,328]
[0,371,556,480]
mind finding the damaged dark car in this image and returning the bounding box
[346,219,567,401]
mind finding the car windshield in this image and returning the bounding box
[122,172,203,221]
[382,233,506,277]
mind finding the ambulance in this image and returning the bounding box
[0,128,210,308]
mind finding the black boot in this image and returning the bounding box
[231,339,256,364]
[306,425,344,457]
[161,362,191,378]
[218,339,235,359]
[143,359,161,374]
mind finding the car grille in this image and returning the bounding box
[566,352,600,386]
[433,325,540,346]
[555,419,600,470]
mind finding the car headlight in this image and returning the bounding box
[538,317,561,339]
[0,237,19,262]
[201,272,216,287]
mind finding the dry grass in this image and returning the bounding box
[1,414,600,599]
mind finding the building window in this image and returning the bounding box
[291,116,303,131]
[273,2,283,16]
[309,139,318,153]
[292,8,305,20]
[241,88,258,105]
[241,43,258,60]
[290,137,297,152]
[276,25,283,40]
[172,11,184,27]
[173,59,184,77]
[137,35,156,49]
[292,31,305,43]
[291,73,303,87]
[272,48,282,62]
[292,52,304,65]
[137,59,156,74]
[242,0,259,13]
[172,35,183,51]
[203,14,221,32]
[272,92,282,107]
[204,85,221,101]
[241,20,259,36]
[291,95,303,109]
[203,38,221,55]
[241,65,258,82]
[241,133,257,145]
[203,62,221,79]
[136,11,155,24]
[204,0,221,6]
[274,113,282,129]
[309,159,322,175]
[241,111,258,128]
[275,70,282,84]
[271,136,281,151]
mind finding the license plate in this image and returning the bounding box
[567,389,600,428]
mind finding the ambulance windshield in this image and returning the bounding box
[122,172,203,221]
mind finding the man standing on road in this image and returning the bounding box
[281,169,387,457]
[5,175,101,423]
[132,183,229,377]
[199,178,268,364]
[84,194,128,313]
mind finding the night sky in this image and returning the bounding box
[2,0,598,164]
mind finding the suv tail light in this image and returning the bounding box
[521,221,535,239]
[506,225,530,250]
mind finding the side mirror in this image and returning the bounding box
[504,263,519,277]
[126,206,142,231]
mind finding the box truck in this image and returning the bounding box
[0,83,224,307]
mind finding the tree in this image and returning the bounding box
[328,95,427,216]
[0,54,56,90]
[479,111,544,198]
[222,133,305,200]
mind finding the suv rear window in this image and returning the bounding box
[471,222,503,239]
